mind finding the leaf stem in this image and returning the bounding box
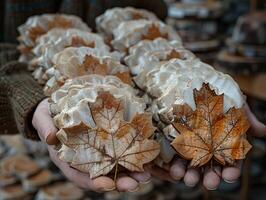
[114,161,118,182]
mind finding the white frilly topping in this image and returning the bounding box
[44,47,129,95]
[111,20,182,52]
[134,58,244,114]
[125,38,194,75]
[50,75,146,128]
[31,28,110,70]
[96,7,158,36]
[18,14,90,47]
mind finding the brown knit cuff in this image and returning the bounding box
[0,43,20,67]
[0,89,19,135]
[1,61,45,140]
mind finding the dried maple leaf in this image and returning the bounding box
[78,55,133,85]
[79,55,108,76]
[28,26,46,42]
[57,92,159,180]
[48,16,73,30]
[142,24,168,41]
[171,84,251,167]
[70,36,95,48]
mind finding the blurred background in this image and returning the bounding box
[0,0,266,199]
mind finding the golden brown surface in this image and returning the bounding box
[171,84,251,167]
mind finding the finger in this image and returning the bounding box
[32,99,58,145]
[183,168,200,187]
[48,147,91,188]
[147,165,175,182]
[222,162,241,183]
[90,177,116,192]
[203,166,221,190]
[116,175,139,192]
[48,146,115,192]
[244,104,266,137]
[170,158,186,180]
[130,171,151,183]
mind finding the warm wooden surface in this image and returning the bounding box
[232,74,266,101]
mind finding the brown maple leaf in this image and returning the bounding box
[166,50,182,60]
[171,84,251,167]
[79,55,108,76]
[56,92,159,180]
[28,26,46,42]
[48,16,73,30]
[142,24,168,41]
[114,72,133,86]
[78,55,133,85]
[70,36,95,48]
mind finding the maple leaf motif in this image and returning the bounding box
[78,55,133,85]
[171,84,252,167]
[70,36,95,48]
[79,55,108,76]
[28,26,46,42]
[142,24,168,41]
[48,16,73,30]
[57,92,159,179]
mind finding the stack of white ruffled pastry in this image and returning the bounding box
[17,7,251,184]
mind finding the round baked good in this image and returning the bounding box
[49,75,159,179]
[168,0,222,19]
[216,50,266,75]
[50,75,145,134]
[35,182,84,200]
[125,38,194,75]
[135,58,244,115]
[30,28,110,84]
[167,18,218,42]
[44,47,132,95]
[18,14,90,62]
[18,14,90,47]
[226,38,266,58]
[111,20,181,53]
[96,7,158,37]
[232,12,266,45]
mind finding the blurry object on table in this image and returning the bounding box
[215,11,266,124]
[166,0,223,64]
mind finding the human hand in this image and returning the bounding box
[150,102,266,190]
[32,98,151,192]
[244,103,266,137]
[148,157,241,190]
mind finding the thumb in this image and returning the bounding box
[32,99,59,145]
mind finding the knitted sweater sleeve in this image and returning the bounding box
[0,45,45,140]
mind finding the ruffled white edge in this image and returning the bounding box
[18,14,90,47]
[50,75,146,128]
[96,7,158,36]
[44,47,129,95]
[135,58,244,115]
[125,38,193,75]
[111,20,181,52]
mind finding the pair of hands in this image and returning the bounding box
[32,99,266,192]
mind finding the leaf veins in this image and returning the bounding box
[171,84,251,167]
[57,92,159,179]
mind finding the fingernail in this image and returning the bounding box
[224,179,237,184]
[173,175,182,181]
[206,186,218,191]
[46,133,59,145]
[139,179,151,184]
[128,186,140,193]
[186,183,196,188]
[103,186,116,192]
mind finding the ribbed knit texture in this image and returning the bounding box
[0,43,20,66]
[0,61,45,140]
